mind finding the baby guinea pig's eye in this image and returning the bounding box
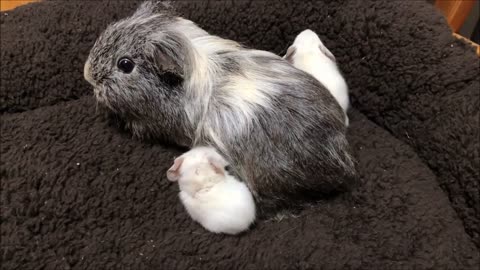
[117,57,135,73]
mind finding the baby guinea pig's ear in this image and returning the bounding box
[167,157,184,181]
[319,44,336,63]
[284,45,297,63]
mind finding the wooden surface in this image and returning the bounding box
[435,0,479,56]
[453,32,480,55]
[0,0,39,11]
[435,0,476,32]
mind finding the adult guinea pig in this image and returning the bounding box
[84,1,357,215]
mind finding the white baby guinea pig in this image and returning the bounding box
[284,29,350,126]
[167,146,256,235]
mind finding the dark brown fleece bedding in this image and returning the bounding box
[1,1,479,269]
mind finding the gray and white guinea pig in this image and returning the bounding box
[284,29,350,126]
[84,1,357,215]
[167,146,255,235]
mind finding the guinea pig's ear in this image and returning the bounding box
[319,44,336,63]
[150,32,186,83]
[167,157,184,181]
[153,44,185,78]
[284,45,296,63]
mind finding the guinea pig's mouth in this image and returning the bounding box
[84,60,109,106]
[92,87,110,107]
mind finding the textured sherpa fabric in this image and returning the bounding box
[1,1,479,269]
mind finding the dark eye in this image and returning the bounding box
[117,58,135,73]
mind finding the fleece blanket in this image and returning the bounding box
[1,1,479,269]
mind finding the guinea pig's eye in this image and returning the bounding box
[117,58,135,74]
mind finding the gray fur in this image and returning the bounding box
[85,1,357,215]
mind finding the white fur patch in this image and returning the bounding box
[181,31,268,144]
[170,19,278,145]
[223,74,270,108]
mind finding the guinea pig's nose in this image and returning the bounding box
[83,60,96,86]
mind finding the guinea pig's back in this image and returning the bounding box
[215,50,357,214]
